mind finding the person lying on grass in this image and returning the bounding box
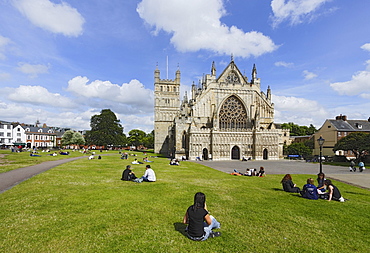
[183,192,221,241]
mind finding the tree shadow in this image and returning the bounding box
[173,222,187,237]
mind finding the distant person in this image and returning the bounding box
[183,192,221,241]
[121,165,137,181]
[281,174,300,193]
[132,158,143,164]
[170,158,180,165]
[88,155,94,160]
[350,160,356,172]
[300,178,318,200]
[317,172,326,193]
[358,161,365,172]
[257,167,266,177]
[323,179,345,202]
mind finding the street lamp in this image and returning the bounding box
[317,136,325,174]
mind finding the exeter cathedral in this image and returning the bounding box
[154,57,289,161]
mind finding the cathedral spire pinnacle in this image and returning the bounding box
[211,61,216,76]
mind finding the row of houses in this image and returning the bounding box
[0,120,71,149]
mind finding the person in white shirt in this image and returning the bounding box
[142,165,156,182]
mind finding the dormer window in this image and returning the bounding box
[355,123,362,129]
[38,129,43,133]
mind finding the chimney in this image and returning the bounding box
[335,114,347,121]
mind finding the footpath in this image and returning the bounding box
[0,156,85,193]
[193,159,370,190]
[1,158,369,193]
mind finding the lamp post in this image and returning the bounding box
[317,136,325,174]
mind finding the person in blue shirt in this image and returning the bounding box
[301,178,318,200]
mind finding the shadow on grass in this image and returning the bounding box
[173,222,187,237]
[272,188,284,191]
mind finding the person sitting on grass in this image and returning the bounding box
[121,165,137,181]
[323,179,345,202]
[170,158,180,165]
[183,192,221,241]
[281,174,300,193]
[300,178,318,200]
[136,165,156,182]
[257,167,266,177]
[316,172,326,193]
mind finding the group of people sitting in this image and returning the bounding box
[281,173,346,202]
[170,158,180,165]
[121,164,156,183]
[231,167,266,177]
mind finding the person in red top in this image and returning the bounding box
[183,192,221,241]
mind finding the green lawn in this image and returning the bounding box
[0,151,369,252]
[0,149,91,173]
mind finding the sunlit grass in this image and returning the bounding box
[0,151,369,252]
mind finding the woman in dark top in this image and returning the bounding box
[324,179,345,202]
[317,172,326,192]
[183,192,221,241]
[281,174,300,193]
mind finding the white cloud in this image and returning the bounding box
[275,61,293,67]
[7,85,76,107]
[302,70,317,80]
[271,0,331,27]
[17,62,50,78]
[0,35,11,60]
[137,0,277,58]
[330,61,370,96]
[66,76,154,112]
[272,94,328,126]
[361,43,370,52]
[12,0,85,37]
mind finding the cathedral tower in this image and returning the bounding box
[154,66,181,155]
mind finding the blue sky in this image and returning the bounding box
[1,0,370,134]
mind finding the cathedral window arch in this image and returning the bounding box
[219,95,247,130]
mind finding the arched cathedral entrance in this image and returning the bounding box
[263,149,268,160]
[203,148,209,161]
[231,146,240,160]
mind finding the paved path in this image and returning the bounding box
[0,156,85,193]
[192,159,370,189]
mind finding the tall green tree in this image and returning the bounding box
[85,109,126,147]
[333,132,370,161]
[127,129,146,147]
[62,130,85,146]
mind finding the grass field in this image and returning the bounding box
[0,150,369,252]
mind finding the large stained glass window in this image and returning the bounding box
[219,95,247,129]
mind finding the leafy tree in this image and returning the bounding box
[281,123,317,136]
[285,142,312,157]
[333,132,370,161]
[62,130,85,146]
[85,109,126,147]
[127,129,146,147]
[143,130,154,148]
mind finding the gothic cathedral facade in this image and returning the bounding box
[154,58,289,160]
